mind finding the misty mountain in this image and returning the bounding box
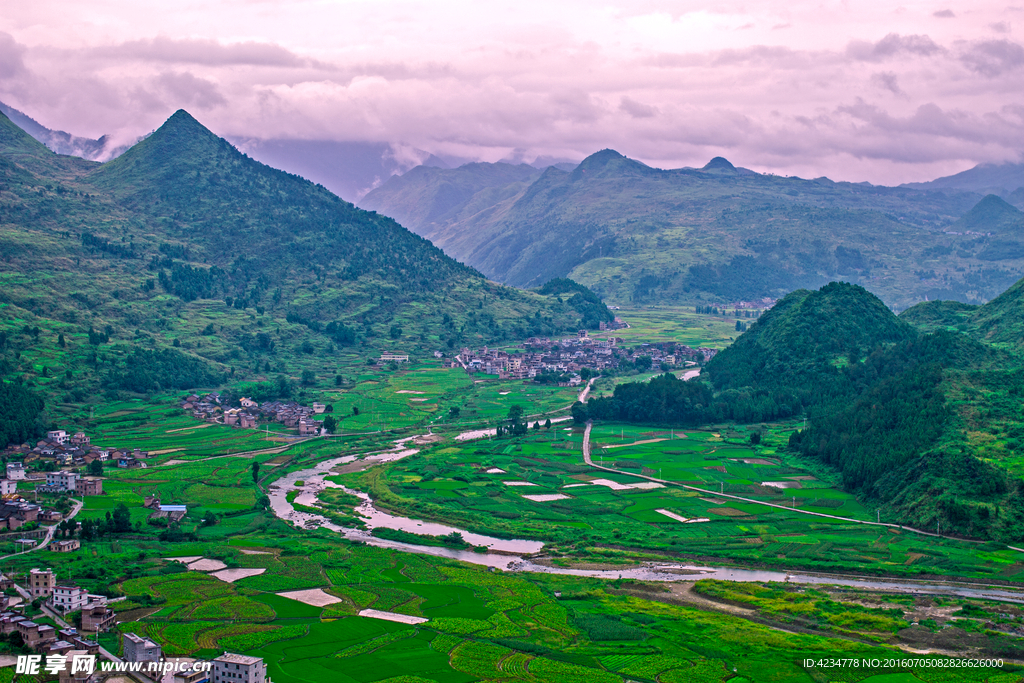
[902,161,1024,205]
[228,137,461,202]
[359,162,544,238]
[0,100,132,161]
[361,149,1024,308]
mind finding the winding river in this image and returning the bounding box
[268,435,1024,605]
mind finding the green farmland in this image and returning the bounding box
[348,421,1024,581]
[6,326,1024,682]
[590,306,748,348]
[4,392,1023,682]
[9,524,1021,683]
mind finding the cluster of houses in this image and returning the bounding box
[251,400,326,436]
[182,393,327,436]
[0,467,96,531]
[719,298,775,311]
[446,331,717,381]
[0,498,43,531]
[120,634,266,683]
[1,429,147,470]
[0,429,108,531]
[0,565,256,682]
[0,568,108,656]
[36,470,103,497]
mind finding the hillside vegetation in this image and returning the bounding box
[0,109,605,439]
[361,151,1024,308]
[585,281,1024,542]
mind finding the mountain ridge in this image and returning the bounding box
[0,100,132,161]
[361,151,1015,307]
[902,161,1024,201]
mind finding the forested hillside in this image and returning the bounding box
[0,109,601,435]
[361,151,1024,308]
[585,281,1024,541]
[901,274,1024,350]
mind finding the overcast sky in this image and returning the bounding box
[1,0,1021,184]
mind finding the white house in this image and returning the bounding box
[211,653,266,683]
[45,471,78,492]
[46,431,69,445]
[51,586,88,613]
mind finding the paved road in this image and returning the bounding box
[0,497,84,562]
[580,421,993,547]
[577,377,596,403]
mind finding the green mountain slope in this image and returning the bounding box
[774,282,1024,541]
[589,280,1024,541]
[902,272,1024,350]
[705,282,916,398]
[0,109,597,425]
[954,194,1024,234]
[361,151,1024,308]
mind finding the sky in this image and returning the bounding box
[0,0,1021,184]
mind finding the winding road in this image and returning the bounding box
[0,497,84,562]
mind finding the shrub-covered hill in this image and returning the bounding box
[704,282,915,402]
[0,109,602,420]
[586,280,1024,541]
[586,283,920,425]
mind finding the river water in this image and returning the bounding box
[268,436,1024,605]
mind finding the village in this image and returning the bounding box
[444,330,717,382]
[0,564,265,682]
[0,426,265,682]
[180,393,329,437]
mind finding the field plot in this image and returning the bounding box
[590,306,743,348]
[355,422,1024,580]
[311,361,578,433]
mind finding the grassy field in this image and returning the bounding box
[344,421,1024,581]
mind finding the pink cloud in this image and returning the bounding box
[0,0,1019,184]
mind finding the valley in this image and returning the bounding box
[4,351,1024,682]
[3,104,1024,683]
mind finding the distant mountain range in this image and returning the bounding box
[5,101,1023,308]
[903,162,1024,203]
[361,151,1024,309]
[227,138,455,201]
[0,100,570,202]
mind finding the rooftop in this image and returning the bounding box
[123,632,159,646]
[214,653,264,666]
